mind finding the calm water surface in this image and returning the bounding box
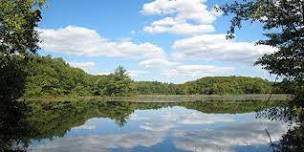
[27,105,290,152]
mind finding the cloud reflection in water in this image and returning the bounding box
[29,106,289,152]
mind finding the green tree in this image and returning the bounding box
[0,0,45,100]
[0,1,46,151]
[221,0,304,94]
[105,66,133,96]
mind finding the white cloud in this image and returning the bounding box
[37,25,274,82]
[144,17,215,35]
[96,72,111,76]
[173,64,233,76]
[161,64,234,81]
[139,58,177,68]
[127,70,150,78]
[68,61,95,72]
[142,0,219,35]
[39,26,166,60]
[137,57,234,82]
[172,34,277,63]
[72,124,96,130]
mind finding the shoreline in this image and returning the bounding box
[24,94,293,103]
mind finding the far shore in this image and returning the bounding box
[25,94,293,103]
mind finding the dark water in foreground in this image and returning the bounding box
[2,100,302,152]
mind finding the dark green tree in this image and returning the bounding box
[1,0,45,100]
[221,0,304,127]
[105,66,133,96]
[221,0,304,94]
[0,0,46,151]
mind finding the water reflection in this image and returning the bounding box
[28,102,289,152]
[174,119,287,152]
[257,96,304,152]
[1,100,302,152]
[0,99,32,152]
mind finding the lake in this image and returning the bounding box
[4,100,296,152]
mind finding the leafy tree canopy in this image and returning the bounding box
[0,0,45,56]
[221,0,304,92]
[0,0,46,100]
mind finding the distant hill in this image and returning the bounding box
[178,76,272,95]
[134,76,272,95]
[25,55,273,97]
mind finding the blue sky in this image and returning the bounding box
[38,0,276,83]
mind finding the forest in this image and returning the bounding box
[24,55,275,97]
[1,0,304,151]
[25,55,133,97]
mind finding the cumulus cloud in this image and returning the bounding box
[37,25,268,82]
[137,58,234,82]
[39,26,166,60]
[143,17,215,35]
[127,70,150,78]
[142,0,219,35]
[72,123,96,130]
[165,64,234,78]
[172,34,277,63]
[139,58,177,68]
[68,61,95,72]
[96,72,111,76]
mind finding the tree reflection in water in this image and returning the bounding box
[0,57,34,151]
[0,99,32,151]
[0,101,135,151]
[1,98,303,152]
[257,95,304,152]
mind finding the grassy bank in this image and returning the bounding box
[25,94,293,103]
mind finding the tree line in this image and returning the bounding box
[24,55,276,97]
[25,55,133,97]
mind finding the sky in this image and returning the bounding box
[38,0,277,83]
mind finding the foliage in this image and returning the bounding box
[24,56,275,96]
[0,1,46,151]
[0,55,27,100]
[134,81,177,95]
[222,2,304,150]
[25,101,135,139]
[105,66,134,96]
[24,56,134,97]
[135,77,272,95]
[273,125,304,152]
[179,76,272,95]
[0,0,44,55]
[221,0,304,93]
[0,0,45,99]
